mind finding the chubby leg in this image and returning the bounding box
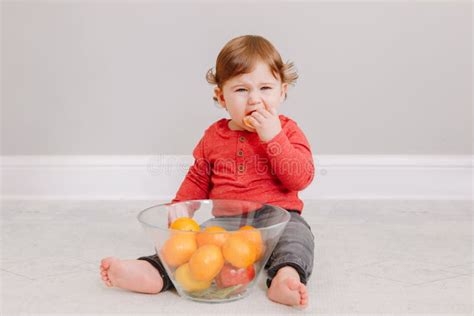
[100,257,164,294]
[265,211,315,308]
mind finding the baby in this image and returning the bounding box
[100,35,315,308]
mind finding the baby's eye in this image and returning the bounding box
[261,86,272,90]
[235,88,247,92]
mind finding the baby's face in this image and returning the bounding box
[215,61,288,132]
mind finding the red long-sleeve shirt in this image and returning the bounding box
[172,115,315,212]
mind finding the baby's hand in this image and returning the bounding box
[247,101,281,142]
[166,202,200,227]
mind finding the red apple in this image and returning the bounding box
[215,262,255,289]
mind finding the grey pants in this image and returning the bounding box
[138,209,315,291]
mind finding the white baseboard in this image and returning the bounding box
[1,155,472,200]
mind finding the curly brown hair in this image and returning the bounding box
[206,35,298,101]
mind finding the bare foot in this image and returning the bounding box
[100,257,164,294]
[267,266,308,308]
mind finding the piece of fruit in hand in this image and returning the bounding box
[243,116,254,128]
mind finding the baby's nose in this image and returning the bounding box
[248,99,261,106]
[248,94,262,106]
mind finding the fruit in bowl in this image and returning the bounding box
[137,199,290,303]
[215,263,256,293]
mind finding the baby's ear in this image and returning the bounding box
[214,87,226,108]
[280,83,288,101]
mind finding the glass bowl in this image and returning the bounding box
[137,199,290,303]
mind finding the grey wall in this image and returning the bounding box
[2,1,471,155]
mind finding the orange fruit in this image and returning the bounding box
[188,244,224,281]
[175,263,211,292]
[160,233,197,267]
[222,234,257,268]
[237,225,264,260]
[170,217,200,232]
[243,116,254,128]
[196,226,229,248]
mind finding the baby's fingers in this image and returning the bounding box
[260,99,278,116]
[262,99,274,113]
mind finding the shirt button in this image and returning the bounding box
[237,150,244,157]
[238,164,245,173]
[239,136,246,142]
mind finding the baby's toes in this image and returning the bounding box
[299,285,308,306]
[101,275,112,287]
[300,285,307,295]
[301,293,308,302]
[100,257,114,269]
[99,268,113,286]
[300,297,308,308]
